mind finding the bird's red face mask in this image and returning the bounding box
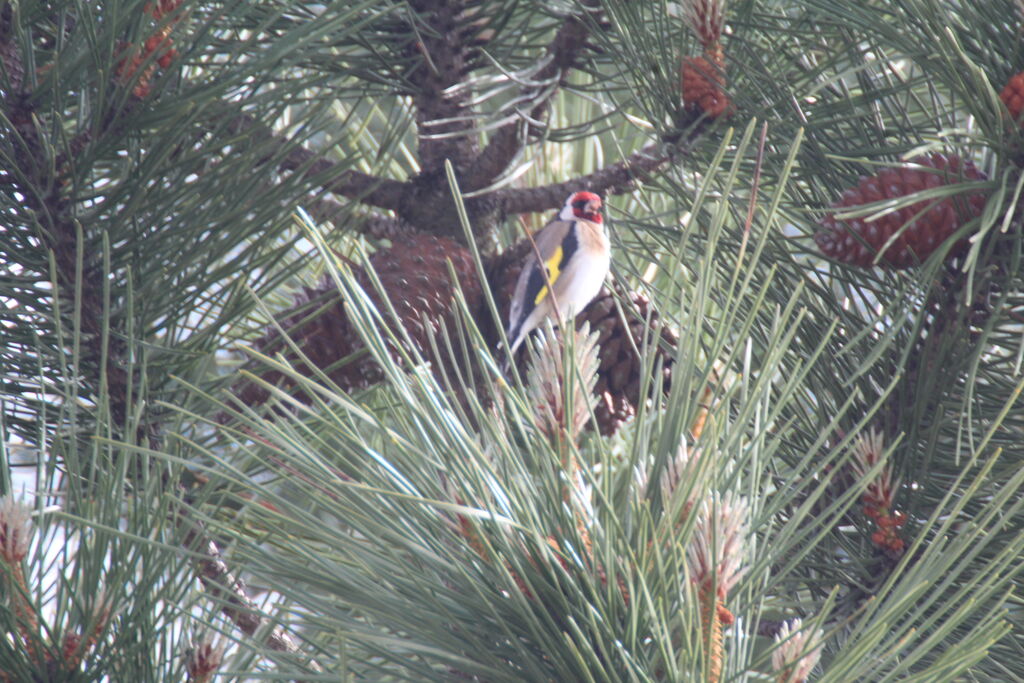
[570,192,603,223]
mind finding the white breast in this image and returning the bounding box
[555,221,610,318]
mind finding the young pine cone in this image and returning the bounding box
[814,153,988,268]
[681,44,731,119]
[1000,71,1024,126]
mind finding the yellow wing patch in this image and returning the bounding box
[533,245,563,305]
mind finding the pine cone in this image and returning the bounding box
[1000,71,1024,126]
[0,38,23,94]
[366,232,483,363]
[681,44,731,119]
[113,0,184,98]
[814,153,988,268]
[237,233,482,408]
[578,288,678,436]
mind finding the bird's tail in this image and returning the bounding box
[501,323,525,374]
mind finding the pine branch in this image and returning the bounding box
[181,513,321,675]
[2,29,323,671]
[3,68,135,426]
[229,114,409,211]
[463,5,600,192]
[407,0,480,172]
[156,113,413,236]
[303,195,415,239]
[495,143,673,214]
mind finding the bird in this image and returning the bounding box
[505,191,610,361]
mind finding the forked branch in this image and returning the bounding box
[464,5,601,191]
[495,143,672,214]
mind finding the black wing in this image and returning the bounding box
[510,226,579,337]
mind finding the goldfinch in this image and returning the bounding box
[506,191,610,357]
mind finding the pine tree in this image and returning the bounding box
[2,0,1023,680]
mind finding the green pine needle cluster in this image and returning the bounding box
[2,0,1024,680]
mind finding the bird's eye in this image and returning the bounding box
[572,200,588,210]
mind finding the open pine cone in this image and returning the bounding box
[579,288,677,436]
[814,153,988,268]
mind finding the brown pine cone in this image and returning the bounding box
[0,39,23,94]
[366,233,482,359]
[1000,71,1024,126]
[681,44,731,119]
[483,236,534,347]
[578,288,678,436]
[237,233,482,407]
[814,153,988,268]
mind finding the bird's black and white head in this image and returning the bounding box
[559,191,603,224]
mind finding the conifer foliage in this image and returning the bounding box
[2,0,1024,680]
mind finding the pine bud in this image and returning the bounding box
[680,0,727,50]
[772,618,824,683]
[185,635,225,683]
[0,495,33,564]
[688,492,748,683]
[525,322,601,441]
[688,492,748,598]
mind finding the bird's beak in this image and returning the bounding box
[587,198,601,214]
